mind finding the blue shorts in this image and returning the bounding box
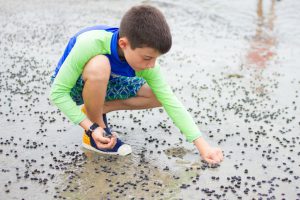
[52,74,146,105]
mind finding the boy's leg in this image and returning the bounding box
[72,55,132,155]
[82,55,110,128]
[103,83,162,114]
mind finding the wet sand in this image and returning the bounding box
[0,0,300,199]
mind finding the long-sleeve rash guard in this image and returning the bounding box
[49,25,202,142]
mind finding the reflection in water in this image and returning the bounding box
[246,0,277,68]
[245,0,277,96]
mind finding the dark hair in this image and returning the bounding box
[119,5,172,54]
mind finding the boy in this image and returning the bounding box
[50,5,223,164]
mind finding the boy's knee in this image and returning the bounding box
[138,84,155,98]
[138,84,162,107]
[83,55,110,82]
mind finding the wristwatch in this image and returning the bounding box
[85,122,99,137]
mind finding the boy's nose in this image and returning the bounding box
[147,60,156,68]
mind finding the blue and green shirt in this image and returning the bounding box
[50,25,202,142]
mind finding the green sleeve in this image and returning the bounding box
[136,66,202,142]
[49,30,111,124]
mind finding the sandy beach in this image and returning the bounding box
[0,0,300,199]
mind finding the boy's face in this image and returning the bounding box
[118,37,161,71]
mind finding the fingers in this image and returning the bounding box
[212,149,223,163]
[106,134,117,149]
[217,149,224,161]
[93,128,110,143]
[205,148,224,164]
[98,134,111,144]
[94,132,117,149]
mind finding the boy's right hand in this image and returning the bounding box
[91,127,117,149]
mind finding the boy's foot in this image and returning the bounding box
[81,106,132,156]
[82,131,132,156]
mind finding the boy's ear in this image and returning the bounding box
[118,37,129,49]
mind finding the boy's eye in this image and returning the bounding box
[144,58,151,61]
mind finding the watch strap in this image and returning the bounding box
[85,122,99,137]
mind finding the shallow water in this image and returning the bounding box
[0,0,300,199]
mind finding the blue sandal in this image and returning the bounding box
[82,114,132,156]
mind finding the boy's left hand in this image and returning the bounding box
[200,146,223,164]
[193,136,224,164]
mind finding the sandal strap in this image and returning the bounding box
[103,114,112,136]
